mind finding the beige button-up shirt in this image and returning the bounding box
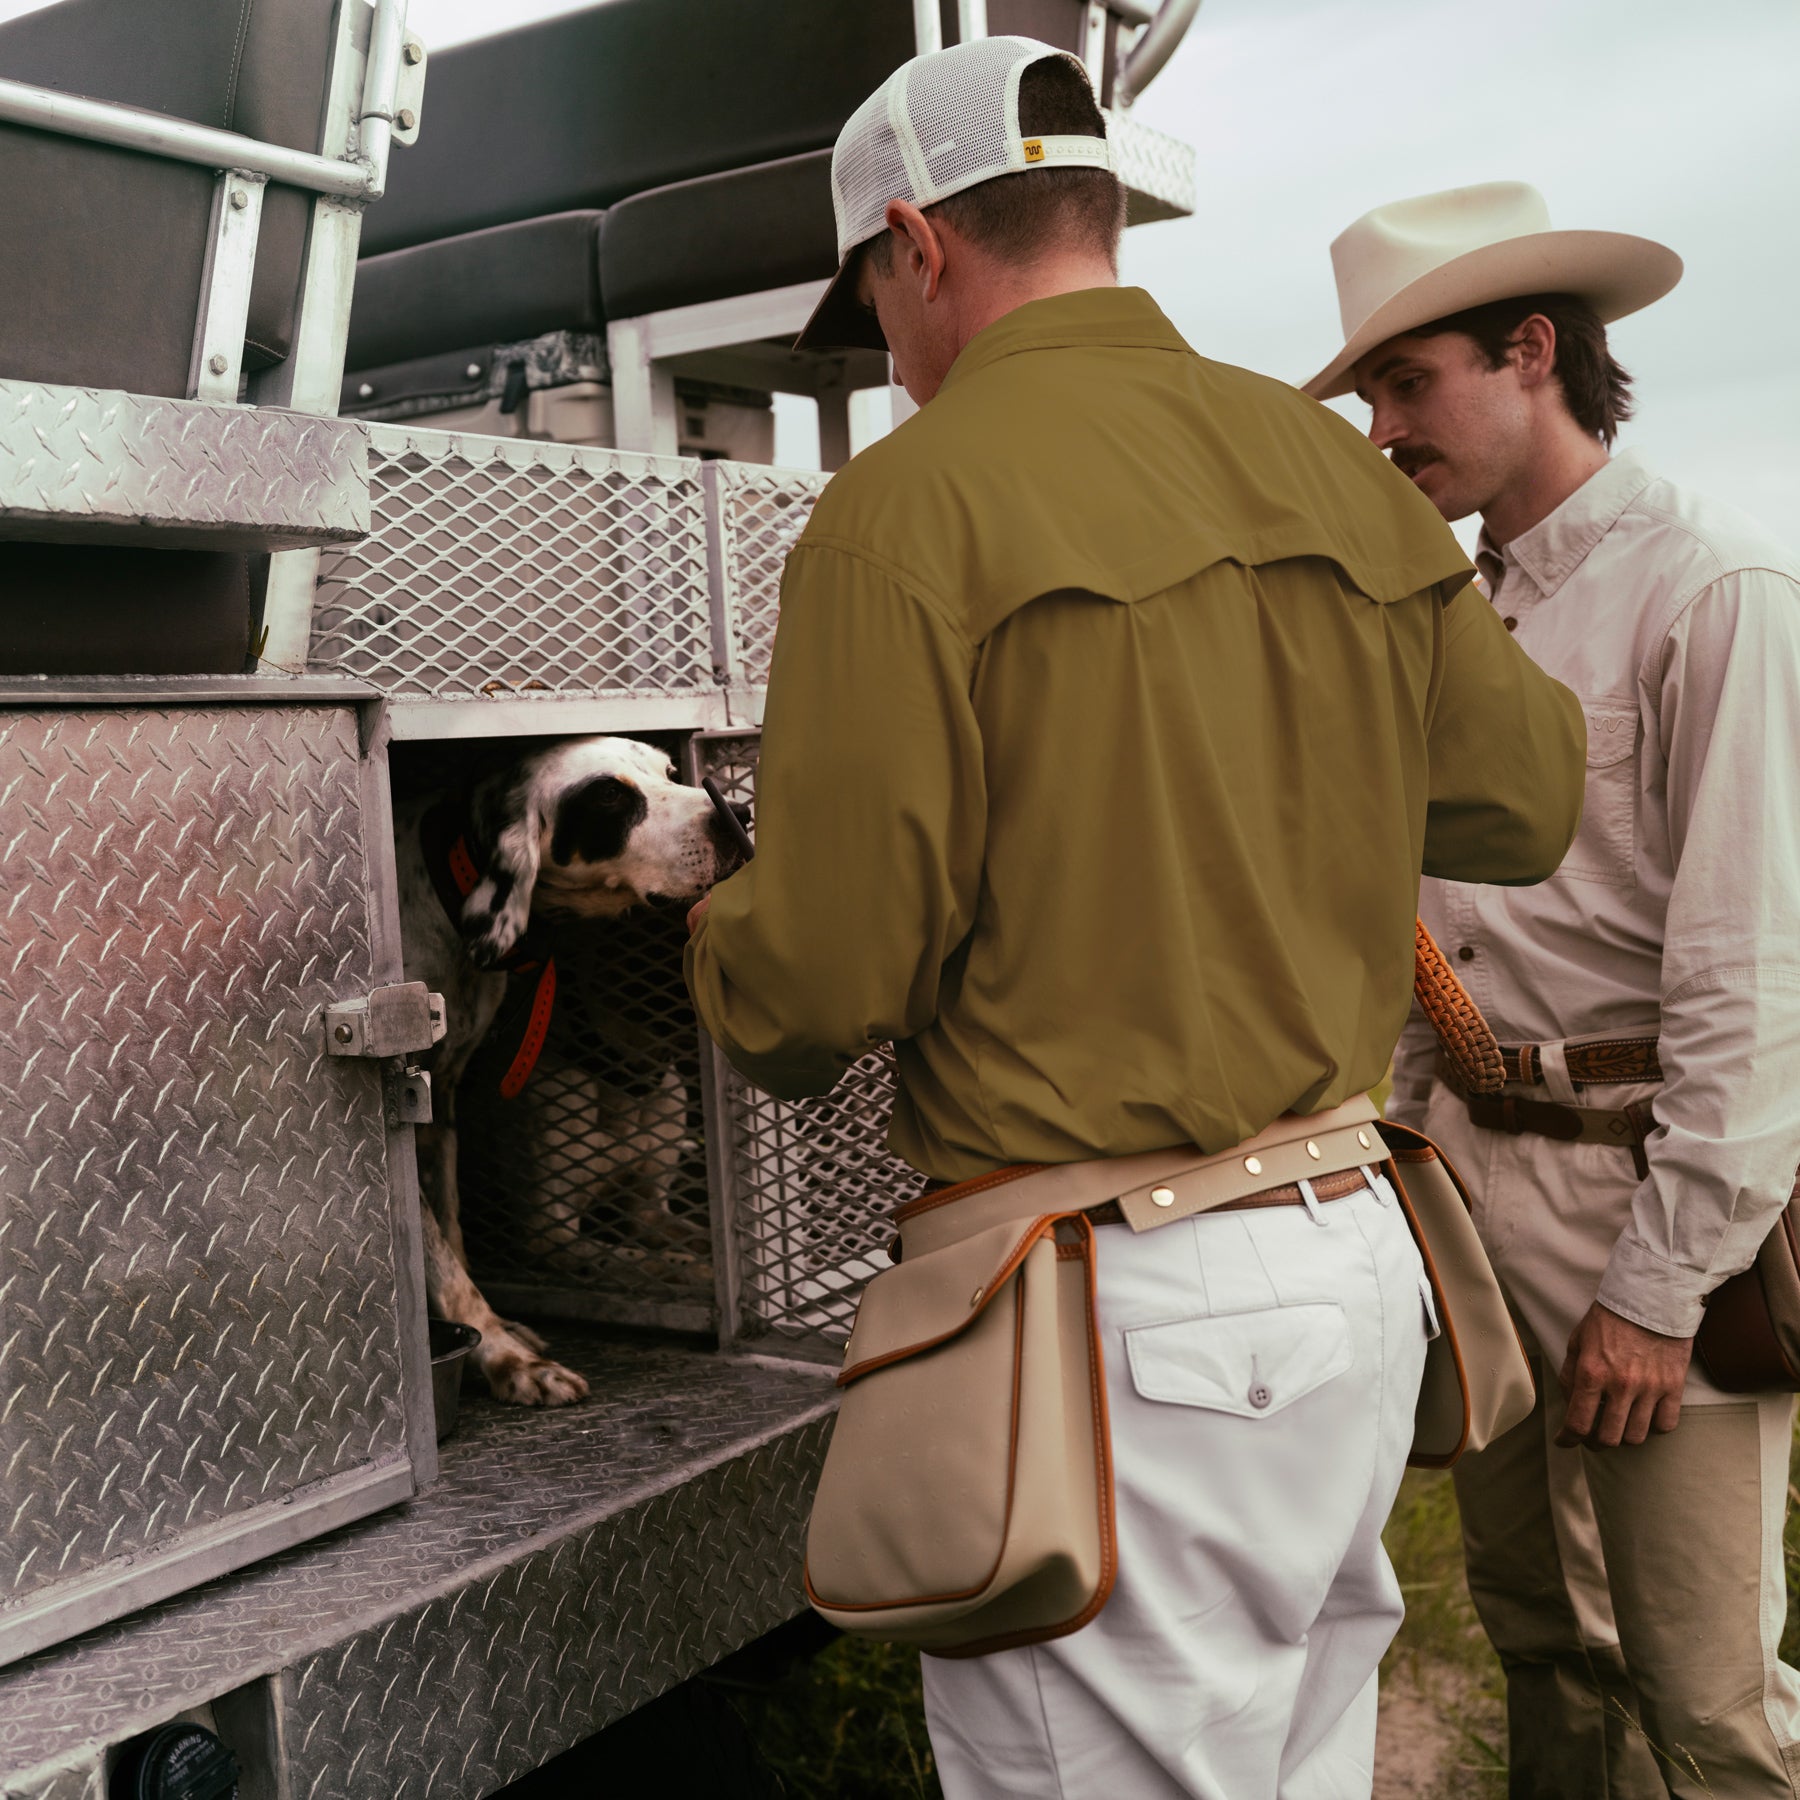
[1391,452,1800,1336]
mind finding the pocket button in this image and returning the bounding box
[1248,1382,1273,1410]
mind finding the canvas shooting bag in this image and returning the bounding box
[804,1094,1533,1657]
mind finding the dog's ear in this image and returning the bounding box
[460,767,542,968]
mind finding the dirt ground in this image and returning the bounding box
[1375,1661,1506,1800]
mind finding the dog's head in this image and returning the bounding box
[459,737,748,969]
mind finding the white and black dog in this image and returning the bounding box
[395,736,746,1406]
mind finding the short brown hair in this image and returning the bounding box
[1413,293,1636,446]
[867,57,1127,277]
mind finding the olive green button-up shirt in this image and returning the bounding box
[686,287,1584,1181]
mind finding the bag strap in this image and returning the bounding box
[1413,917,1504,1095]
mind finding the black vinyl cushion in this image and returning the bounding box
[361,0,917,257]
[599,152,838,323]
[347,212,605,372]
[0,544,257,675]
[0,0,334,396]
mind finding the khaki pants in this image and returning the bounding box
[1420,1077,1800,1797]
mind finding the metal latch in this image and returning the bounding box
[324,983,446,1058]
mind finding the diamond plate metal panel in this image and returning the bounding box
[1107,107,1198,223]
[0,381,369,552]
[0,706,411,1660]
[308,425,712,701]
[710,463,829,690]
[691,735,915,1356]
[0,1339,834,1798]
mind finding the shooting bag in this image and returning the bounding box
[804,1093,1532,1656]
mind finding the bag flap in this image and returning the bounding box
[839,1213,1062,1387]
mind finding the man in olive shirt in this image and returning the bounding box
[687,39,1584,1798]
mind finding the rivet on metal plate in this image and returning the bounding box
[1150,1185,1175,1208]
[1243,1156,1262,1176]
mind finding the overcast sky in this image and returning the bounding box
[7,0,1793,546]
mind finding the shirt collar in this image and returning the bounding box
[1478,451,1656,600]
[936,286,1190,396]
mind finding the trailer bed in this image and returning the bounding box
[1,1333,836,1800]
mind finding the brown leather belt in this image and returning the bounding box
[1499,1036,1662,1088]
[1456,1087,1658,1180]
[919,1163,1372,1227]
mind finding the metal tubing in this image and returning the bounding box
[1114,0,1202,105]
[354,0,411,201]
[0,75,377,197]
[912,0,943,55]
[956,0,988,41]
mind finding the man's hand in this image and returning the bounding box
[687,893,710,936]
[1555,1302,1692,1449]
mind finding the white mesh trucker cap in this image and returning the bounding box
[794,36,1113,352]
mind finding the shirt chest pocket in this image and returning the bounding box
[1560,704,1638,886]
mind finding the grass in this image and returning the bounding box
[737,1428,1800,1797]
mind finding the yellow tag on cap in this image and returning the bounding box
[1022,138,1045,164]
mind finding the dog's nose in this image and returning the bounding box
[729,802,752,828]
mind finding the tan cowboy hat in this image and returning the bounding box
[1301,181,1682,400]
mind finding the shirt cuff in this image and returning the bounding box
[1595,1234,1709,1339]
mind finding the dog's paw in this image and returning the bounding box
[483,1342,589,1407]
[503,1319,550,1354]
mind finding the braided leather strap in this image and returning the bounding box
[1414,917,1504,1095]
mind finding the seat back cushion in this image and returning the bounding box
[362,0,917,256]
[0,0,334,396]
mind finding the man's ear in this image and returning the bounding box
[460,766,543,968]
[1511,314,1558,389]
[884,198,947,301]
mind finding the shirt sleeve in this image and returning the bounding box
[684,541,986,1100]
[1596,567,1800,1336]
[1422,582,1587,884]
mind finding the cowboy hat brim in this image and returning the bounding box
[1300,228,1682,401]
[793,247,890,353]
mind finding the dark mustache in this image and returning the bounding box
[1391,445,1444,478]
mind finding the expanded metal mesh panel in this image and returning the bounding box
[310,425,711,700]
[693,734,916,1355]
[711,463,829,688]
[0,706,410,1642]
[457,902,715,1333]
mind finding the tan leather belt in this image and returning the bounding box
[1081,1166,1371,1226]
[1499,1036,1662,1088]
[897,1097,1387,1263]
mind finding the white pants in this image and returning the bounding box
[922,1176,1431,1800]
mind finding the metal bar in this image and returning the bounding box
[956,0,988,41]
[912,0,943,54]
[383,693,729,741]
[0,75,376,197]
[638,279,828,361]
[0,674,379,705]
[1083,1,1111,94]
[699,462,743,689]
[701,1040,748,1348]
[187,170,268,402]
[606,315,679,455]
[1114,0,1202,105]
[1110,0,1157,24]
[816,388,853,472]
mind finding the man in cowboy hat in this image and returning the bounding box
[687,46,1585,1800]
[1306,180,1800,1795]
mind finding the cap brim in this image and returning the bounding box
[793,252,889,353]
[1300,229,1683,401]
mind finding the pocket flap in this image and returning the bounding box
[840,1213,1059,1386]
[1125,1303,1352,1418]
